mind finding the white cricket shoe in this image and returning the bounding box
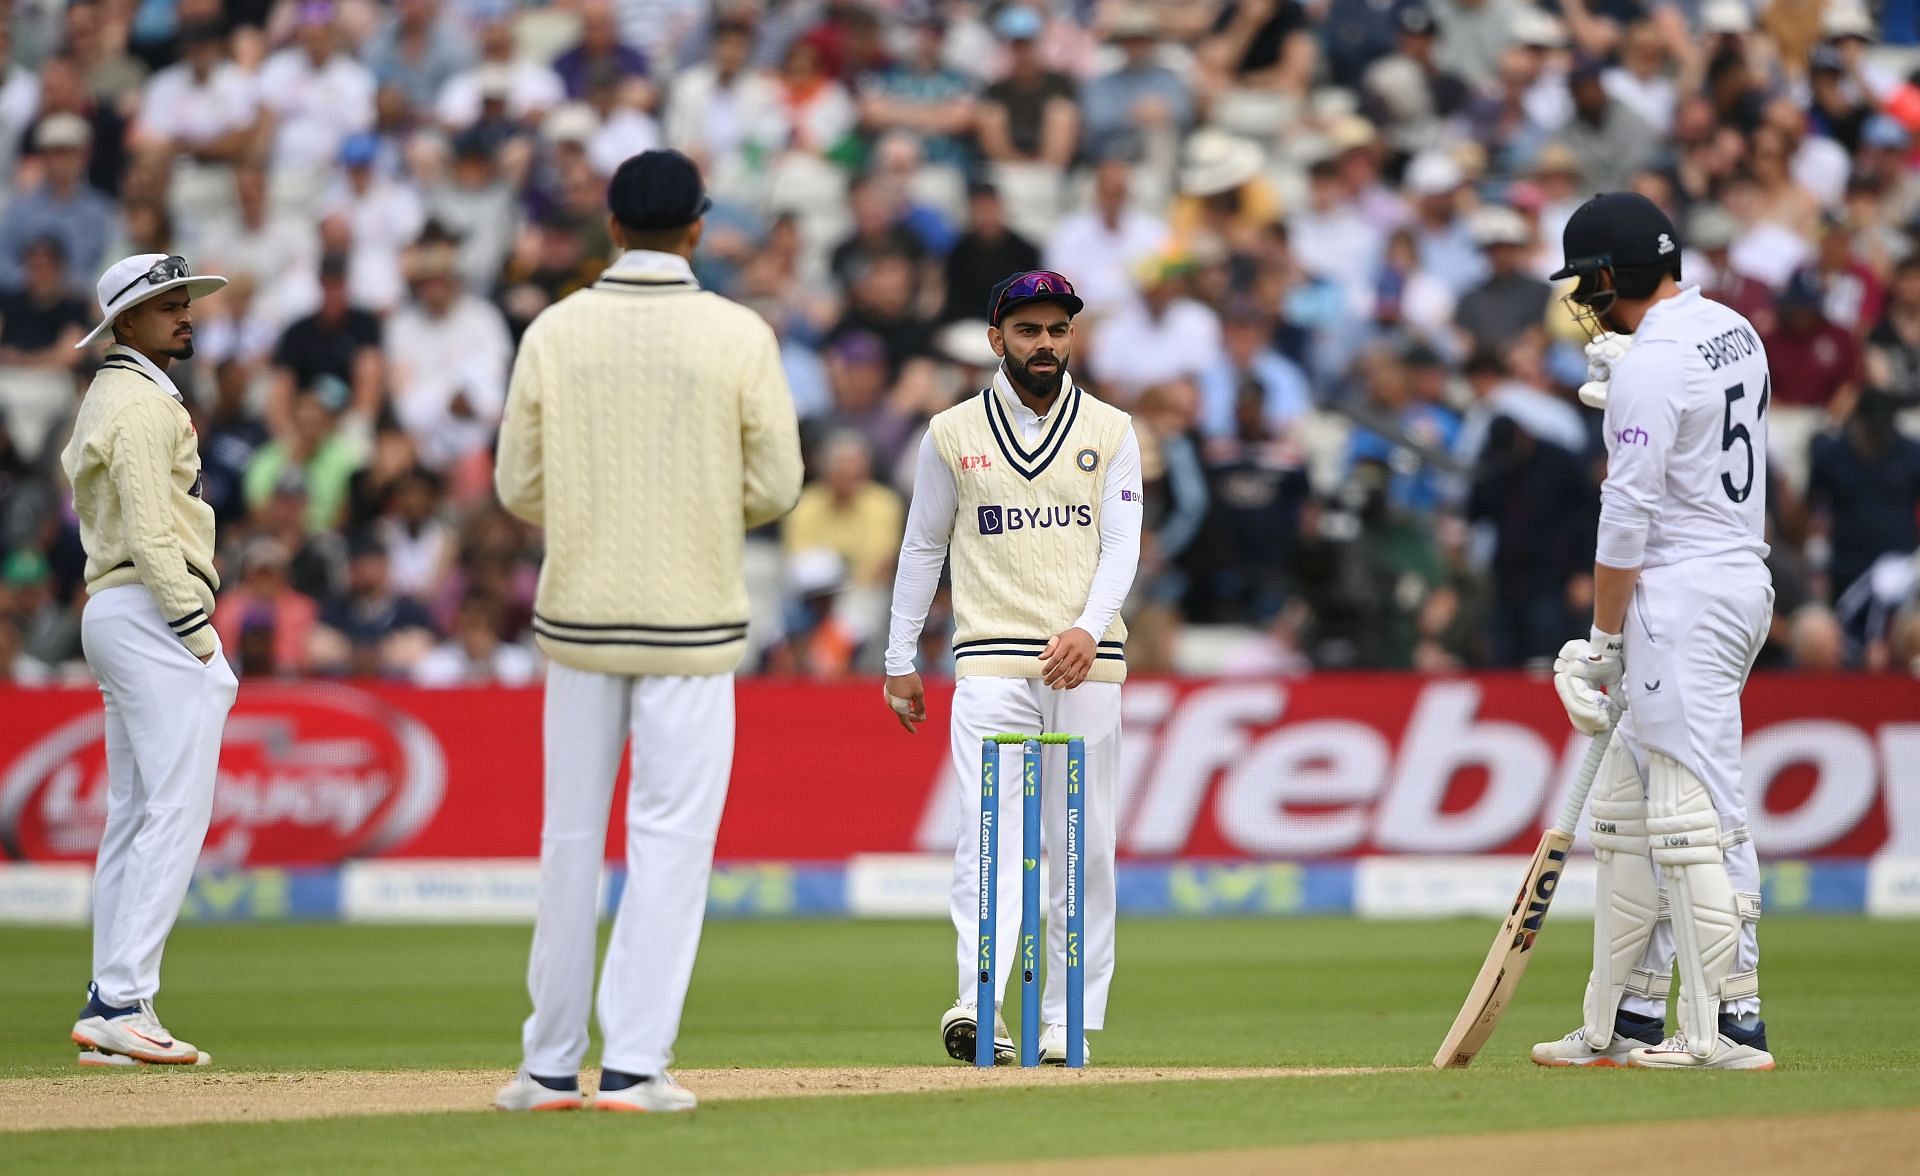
[1038,1023,1090,1066]
[78,1048,210,1067]
[1530,1027,1649,1068]
[494,1071,586,1111]
[594,1073,698,1113]
[941,1003,1016,1064]
[72,999,204,1066]
[1628,1032,1776,1070]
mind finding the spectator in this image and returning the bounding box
[1867,257,1920,401]
[375,467,453,600]
[1467,414,1598,666]
[0,114,116,295]
[1431,0,1522,91]
[436,17,564,131]
[1601,21,1677,135]
[978,7,1078,170]
[773,38,856,157]
[0,23,38,195]
[554,0,651,100]
[1807,391,1920,605]
[1402,150,1485,298]
[311,532,438,677]
[1688,203,1776,333]
[1290,154,1383,319]
[1787,603,1848,670]
[829,174,926,288]
[365,0,473,113]
[198,164,320,360]
[663,17,783,205]
[818,331,916,473]
[243,377,368,534]
[581,61,665,178]
[1811,213,1883,334]
[783,431,903,587]
[1455,207,1550,352]
[411,590,538,686]
[1372,225,1457,352]
[829,251,931,376]
[384,242,512,472]
[1175,129,1285,255]
[1198,306,1312,441]
[0,612,51,684]
[426,130,517,293]
[1345,345,1463,518]
[1455,345,1586,466]
[1088,255,1224,404]
[1081,4,1192,160]
[211,537,321,678]
[27,54,127,199]
[0,237,87,459]
[1764,269,1861,411]
[132,20,260,232]
[859,15,976,170]
[64,0,146,107]
[1134,379,1211,608]
[940,182,1039,323]
[255,1,377,199]
[1044,154,1167,318]
[1555,59,1657,194]
[270,253,385,430]
[319,132,425,313]
[1204,0,1316,96]
[199,362,269,527]
[4,548,76,665]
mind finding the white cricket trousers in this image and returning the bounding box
[947,676,1120,1030]
[80,585,237,1007]
[1615,552,1774,1021]
[520,664,734,1078]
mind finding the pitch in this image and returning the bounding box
[3,917,1917,1173]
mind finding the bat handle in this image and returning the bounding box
[1553,710,1618,835]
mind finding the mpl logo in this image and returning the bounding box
[0,683,446,865]
[959,454,992,472]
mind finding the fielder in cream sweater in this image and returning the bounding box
[884,270,1142,1066]
[492,151,802,1115]
[63,253,238,1068]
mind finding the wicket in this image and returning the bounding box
[977,732,1085,1068]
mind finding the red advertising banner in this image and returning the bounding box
[2,676,1915,865]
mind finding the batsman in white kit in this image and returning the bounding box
[62,254,236,1066]
[883,270,1140,1065]
[1539,193,1776,1070]
[491,151,803,1112]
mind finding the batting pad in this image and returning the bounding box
[1649,752,1741,1057]
[1584,738,1664,1049]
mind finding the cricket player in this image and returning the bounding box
[492,150,803,1112]
[1538,193,1775,1070]
[884,270,1141,1065]
[63,254,236,1066]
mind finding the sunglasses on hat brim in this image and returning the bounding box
[992,270,1083,325]
[109,255,192,305]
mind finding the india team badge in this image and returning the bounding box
[1075,448,1098,472]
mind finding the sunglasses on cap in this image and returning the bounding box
[110,255,192,304]
[990,269,1084,325]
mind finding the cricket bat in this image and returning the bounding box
[1431,723,1614,1069]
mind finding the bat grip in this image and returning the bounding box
[1554,712,1618,835]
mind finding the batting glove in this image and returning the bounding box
[1552,637,1618,736]
[1578,332,1630,410]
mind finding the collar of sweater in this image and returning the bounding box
[992,364,1074,426]
[603,249,698,286]
[105,343,185,402]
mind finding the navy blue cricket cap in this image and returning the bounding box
[607,149,712,232]
[987,269,1084,326]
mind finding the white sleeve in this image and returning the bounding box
[1072,426,1144,640]
[1595,341,1681,569]
[884,433,957,676]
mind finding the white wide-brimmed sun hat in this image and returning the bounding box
[77,253,228,349]
[1179,130,1265,198]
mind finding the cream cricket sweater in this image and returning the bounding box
[494,250,803,676]
[62,345,221,658]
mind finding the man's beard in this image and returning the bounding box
[164,338,195,360]
[1006,350,1066,399]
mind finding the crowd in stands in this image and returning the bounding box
[4,0,1920,687]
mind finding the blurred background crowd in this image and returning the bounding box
[4,0,1920,688]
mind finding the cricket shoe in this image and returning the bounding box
[941,1003,1016,1064]
[71,988,205,1066]
[1038,1024,1090,1066]
[594,1071,697,1113]
[1531,1011,1664,1068]
[494,1071,586,1111]
[1628,1018,1775,1070]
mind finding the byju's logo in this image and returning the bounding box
[976,503,1093,535]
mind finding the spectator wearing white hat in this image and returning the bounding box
[256,1,377,206]
[1455,206,1550,352]
[0,113,117,295]
[1403,149,1485,298]
[435,17,565,131]
[1820,1,1896,103]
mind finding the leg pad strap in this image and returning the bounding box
[1624,966,1672,1001]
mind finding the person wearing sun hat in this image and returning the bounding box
[59,251,236,1070]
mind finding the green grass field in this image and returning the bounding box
[4,916,1918,1173]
